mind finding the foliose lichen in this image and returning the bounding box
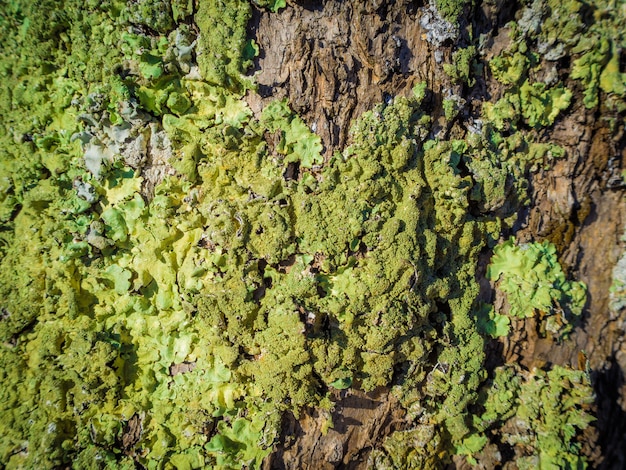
[487,237,587,337]
[495,0,626,111]
[0,0,599,468]
[443,46,478,86]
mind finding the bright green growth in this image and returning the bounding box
[489,51,528,85]
[454,433,489,466]
[505,365,595,469]
[533,0,586,57]
[252,0,286,12]
[566,0,626,109]
[483,80,572,130]
[195,0,257,90]
[444,46,478,86]
[487,238,587,337]
[484,51,572,131]
[435,0,472,22]
[369,423,449,469]
[127,0,176,34]
[0,0,603,468]
[482,97,520,131]
[599,43,626,97]
[453,364,594,467]
[475,303,511,337]
[474,365,521,431]
[0,74,500,466]
[329,377,353,390]
[520,82,572,128]
[486,17,575,129]
[260,100,323,168]
[205,416,271,468]
[460,131,564,217]
[0,1,271,468]
[572,37,626,109]
[443,97,460,121]
[374,363,594,468]
[507,0,626,110]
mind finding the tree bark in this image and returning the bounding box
[249,1,626,467]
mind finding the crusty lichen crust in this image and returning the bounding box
[1,0,615,467]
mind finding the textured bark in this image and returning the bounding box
[246,0,445,155]
[249,1,626,467]
[263,388,404,469]
[498,101,626,468]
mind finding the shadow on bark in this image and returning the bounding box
[594,357,626,469]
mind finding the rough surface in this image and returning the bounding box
[264,389,403,469]
[247,0,446,155]
[0,0,625,468]
[248,0,626,467]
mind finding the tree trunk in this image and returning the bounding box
[249,1,626,467]
[1,0,624,468]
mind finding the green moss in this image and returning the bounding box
[444,46,478,86]
[0,1,600,467]
[487,237,587,337]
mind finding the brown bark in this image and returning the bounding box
[246,0,447,155]
[249,1,626,467]
[263,388,404,469]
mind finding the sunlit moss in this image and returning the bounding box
[0,0,601,468]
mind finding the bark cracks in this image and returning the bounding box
[247,0,441,156]
[248,1,626,467]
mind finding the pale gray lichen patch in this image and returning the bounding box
[419,4,459,50]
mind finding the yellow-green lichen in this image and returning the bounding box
[509,0,626,110]
[487,237,587,337]
[195,0,257,91]
[444,46,478,86]
[0,1,600,468]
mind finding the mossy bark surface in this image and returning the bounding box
[1,0,625,468]
[251,1,626,467]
